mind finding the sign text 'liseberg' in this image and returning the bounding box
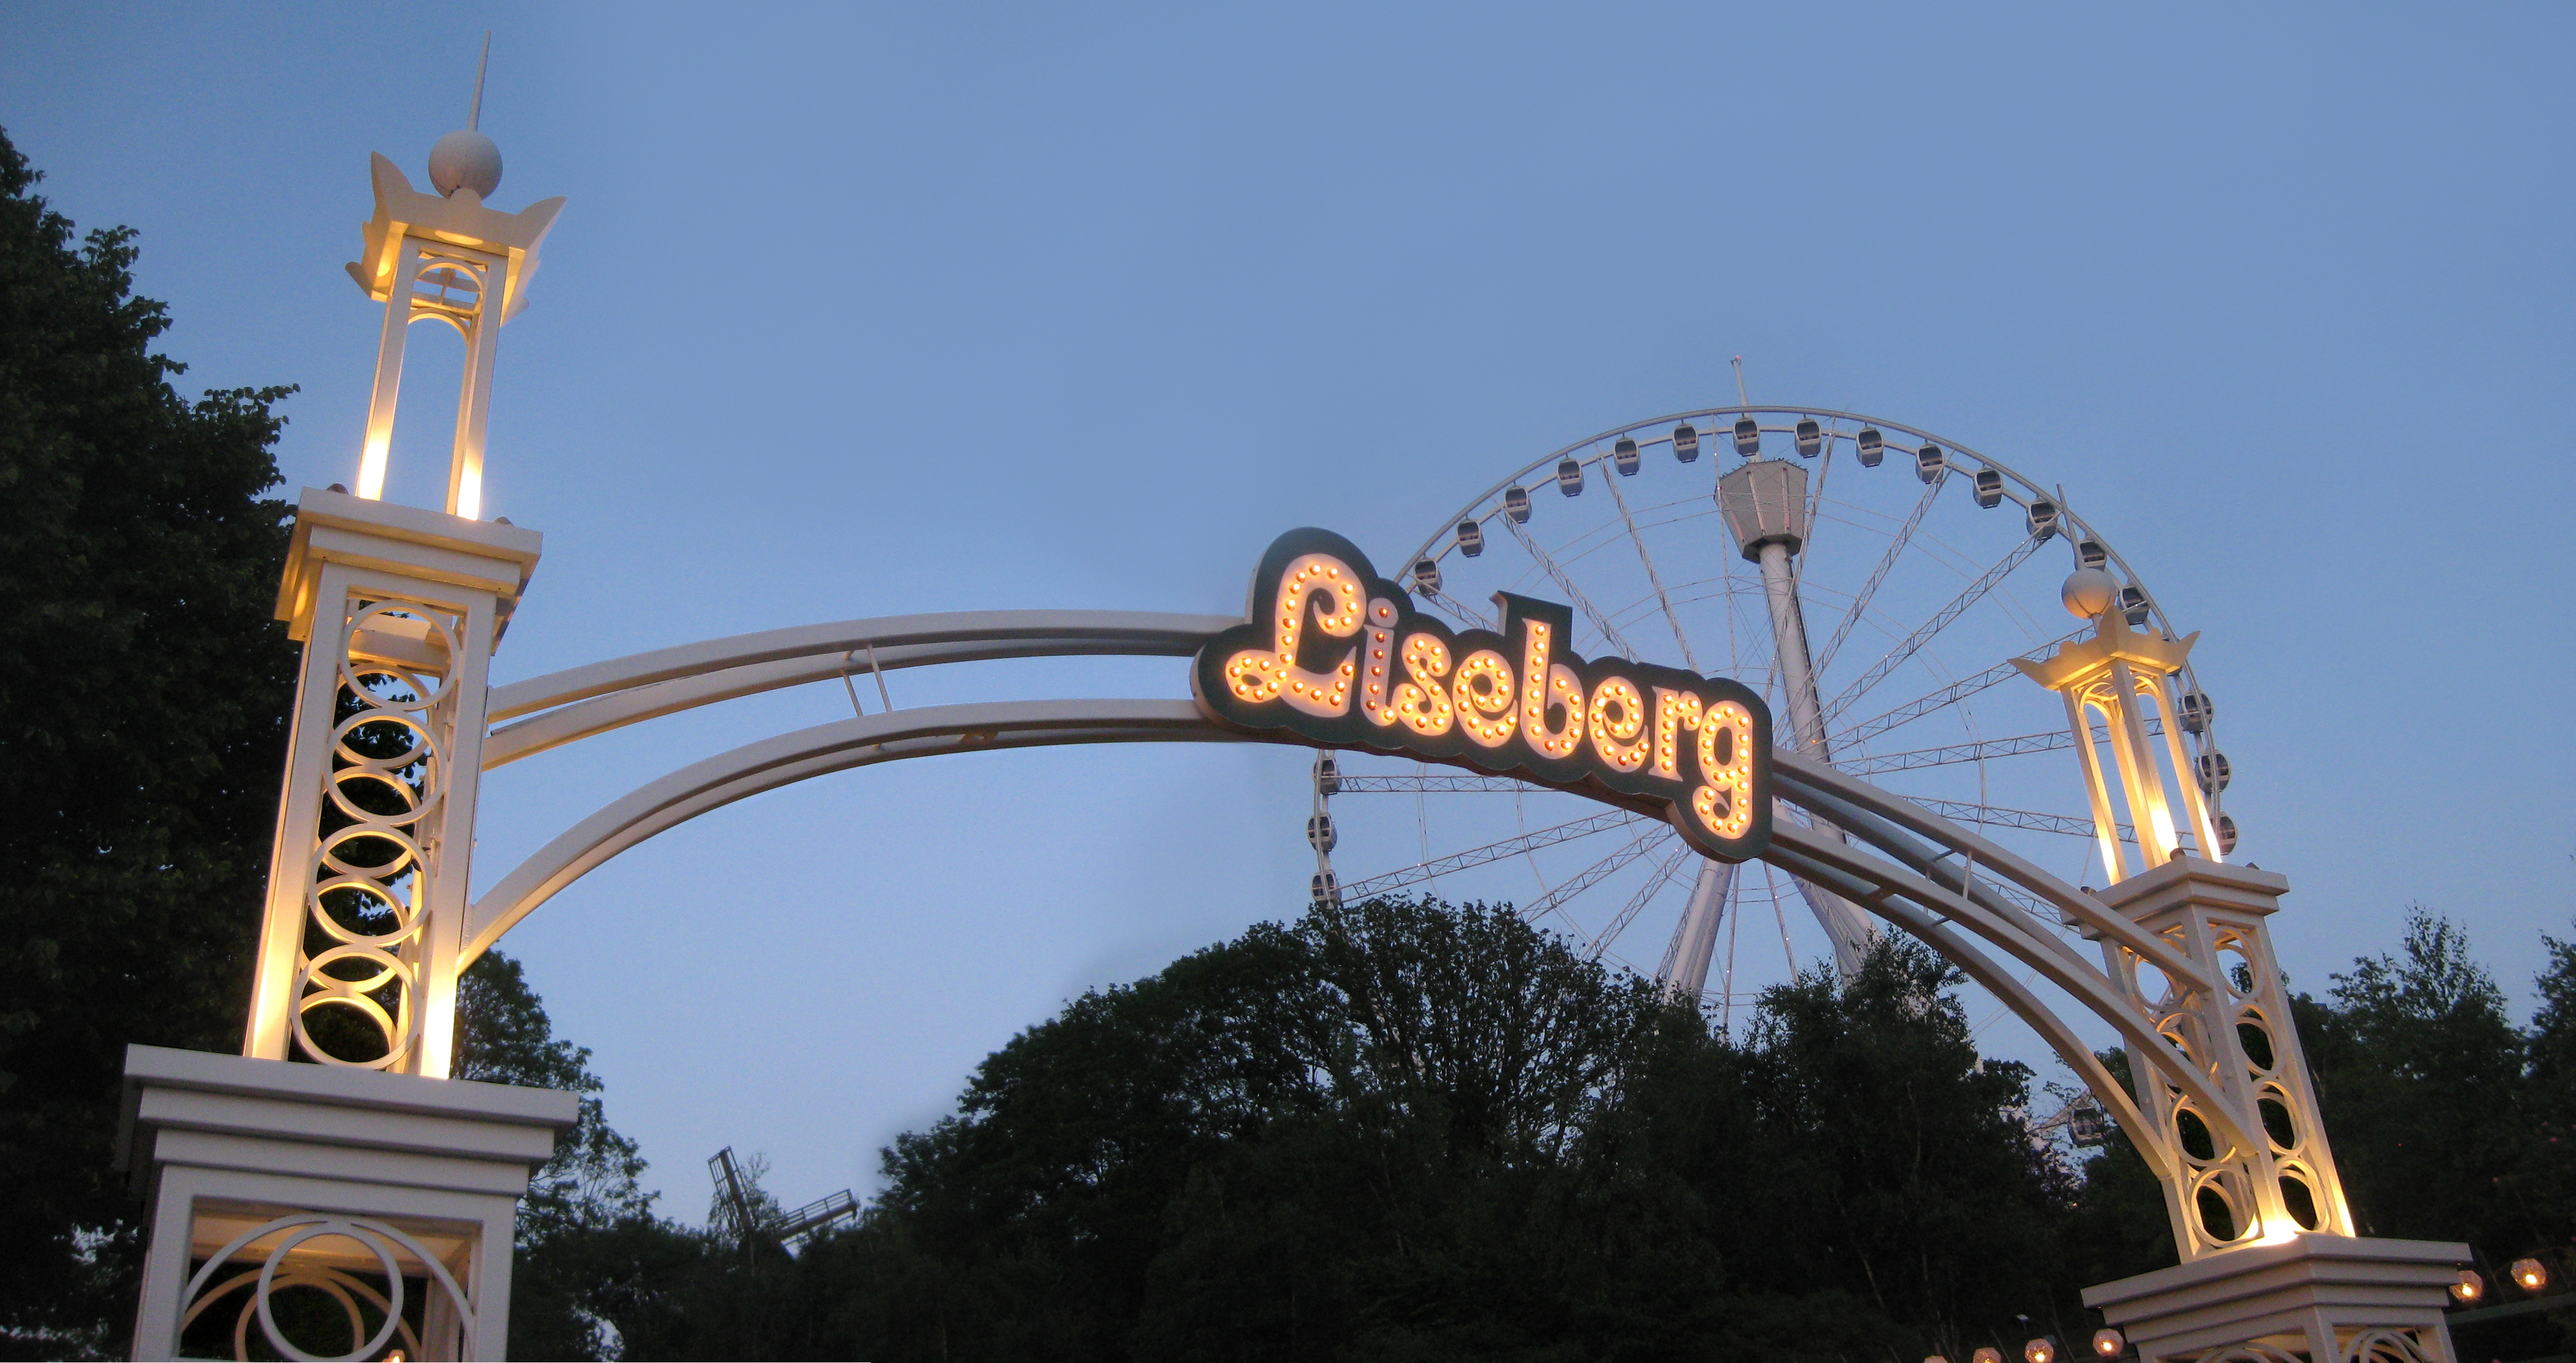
[1192,529,1773,862]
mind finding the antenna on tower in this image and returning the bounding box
[1731,355,1750,407]
[469,31,491,131]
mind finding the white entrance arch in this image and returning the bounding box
[147,494,2466,1363]
[459,606,2275,1248]
[126,135,2471,1361]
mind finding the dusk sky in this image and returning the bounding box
[6,5,2570,1218]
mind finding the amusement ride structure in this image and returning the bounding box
[111,115,2480,1363]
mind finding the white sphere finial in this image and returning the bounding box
[2061,567,2118,620]
[429,130,502,199]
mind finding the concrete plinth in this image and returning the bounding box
[118,1044,576,1361]
[2083,1234,2471,1363]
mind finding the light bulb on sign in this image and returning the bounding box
[2025,1338,2056,1363]
[2450,1269,2484,1302]
[2511,1257,2547,1292]
[2091,1329,2123,1358]
[1194,527,1776,862]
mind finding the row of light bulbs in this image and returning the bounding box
[2450,1256,2550,1302]
[1926,1332,2111,1363]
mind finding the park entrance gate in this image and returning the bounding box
[116,134,2474,1362]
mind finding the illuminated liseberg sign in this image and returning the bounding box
[1192,529,1773,863]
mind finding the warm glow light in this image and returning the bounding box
[1395,632,1454,735]
[2512,1257,2548,1292]
[356,436,391,500]
[2024,1338,2056,1363]
[1588,676,1648,773]
[1651,687,1701,782]
[1691,699,1755,838]
[1973,1348,2004,1363]
[1454,649,1518,748]
[1226,553,1364,716]
[2091,1329,2123,1358]
[1197,529,1774,860]
[2450,1269,2485,1302]
[1517,621,1584,759]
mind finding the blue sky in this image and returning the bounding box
[6,4,2570,1217]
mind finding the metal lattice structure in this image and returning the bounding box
[1305,405,2239,1014]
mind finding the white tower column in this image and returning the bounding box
[343,148,562,517]
[127,125,569,1360]
[1714,455,1876,976]
[120,1045,574,1361]
[243,490,540,1076]
[1661,859,1737,999]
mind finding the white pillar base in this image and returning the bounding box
[2084,1234,2472,1363]
[118,1045,577,1361]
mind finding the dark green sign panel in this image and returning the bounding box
[1192,528,1772,863]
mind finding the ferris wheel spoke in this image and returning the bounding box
[1335,809,1644,900]
[1820,534,2048,729]
[1835,728,2075,775]
[1584,837,1692,961]
[1834,715,2165,776]
[1501,517,1642,658]
[1335,773,1533,794]
[1883,796,2130,841]
[1415,586,1495,632]
[1757,860,1799,978]
[1601,474,1701,672]
[1814,472,1946,676]
[1521,829,1664,931]
[1827,630,2085,751]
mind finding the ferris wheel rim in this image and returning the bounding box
[1388,402,2220,755]
[1328,400,2236,937]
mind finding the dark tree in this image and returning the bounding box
[562,898,2090,1362]
[2293,908,2574,1360]
[2299,910,2531,1246]
[0,126,297,1358]
[454,948,656,1359]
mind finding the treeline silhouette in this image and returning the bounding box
[494,897,2576,1361]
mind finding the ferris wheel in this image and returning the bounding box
[1303,395,2238,1023]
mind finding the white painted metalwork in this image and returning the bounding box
[216,479,2438,1348]
[159,124,2459,1356]
[177,1213,470,1362]
[1364,403,2231,1017]
[342,149,561,517]
[248,491,539,1078]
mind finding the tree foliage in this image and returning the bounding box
[518,896,2576,1363]
[454,948,656,1360]
[2295,906,2576,1361]
[546,897,2088,1361]
[0,128,651,1360]
[0,124,297,1358]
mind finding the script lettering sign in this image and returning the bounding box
[1192,528,1772,862]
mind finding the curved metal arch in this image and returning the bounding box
[488,610,1237,723]
[464,698,1255,959]
[466,679,2259,1162]
[484,611,1238,767]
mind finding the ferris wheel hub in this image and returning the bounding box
[1715,458,1809,563]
